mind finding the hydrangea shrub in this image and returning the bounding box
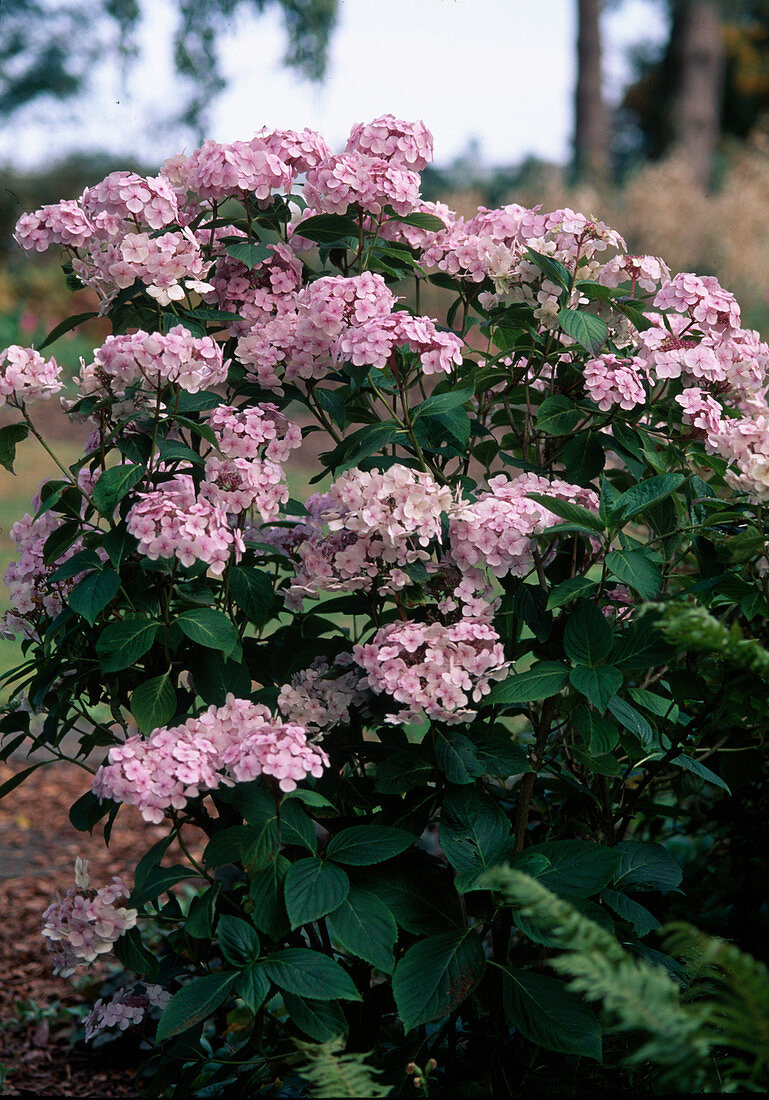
[1,116,765,1095]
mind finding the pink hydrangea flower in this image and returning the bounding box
[333,311,463,374]
[79,327,226,398]
[346,115,434,171]
[583,353,647,411]
[0,345,62,407]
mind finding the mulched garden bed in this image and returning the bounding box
[0,759,199,1097]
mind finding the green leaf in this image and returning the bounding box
[327,887,398,974]
[92,464,145,516]
[526,493,604,531]
[363,867,461,934]
[134,864,193,904]
[612,840,682,892]
[502,968,601,1060]
[569,665,622,713]
[374,748,434,794]
[96,617,160,673]
[562,431,605,486]
[176,608,239,658]
[392,930,486,1032]
[38,310,99,350]
[225,239,272,268]
[280,799,318,853]
[131,673,176,734]
[203,825,251,869]
[440,786,514,892]
[558,308,608,354]
[471,731,530,778]
[606,549,662,600]
[283,993,348,1041]
[188,650,251,707]
[156,972,236,1042]
[524,248,572,290]
[515,840,621,898]
[434,729,485,785]
[249,856,290,941]
[612,617,674,671]
[423,406,471,446]
[293,213,359,244]
[218,915,260,967]
[536,395,582,436]
[326,825,414,866]
[600,889,660,937]
[488,662,570,706]
[0,422,30,473]
[49,548,102,582]
[388,210,447,232]
[546,576,599,610]
[112,926,157,979]
[564,599,614,666]
[260,948,361,1001]
[234,964,271,1013]
[607,696,654,746]
[229,566,274,625]
[613,473,685,522]
[68,568,121,625]
[185,884,220,939]
[573,706,620,755]
[414,385,474,420]
[284,858,350,930]
[320,421,403,474]
[670,753,730,792]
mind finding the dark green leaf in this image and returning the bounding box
[280,799,317,852]
[68,568,121,625]
[185,884,220,939]
[218,915,260,967]
[131,673,176,734]
[389,210,447,232]
[225,240,272,268]
[0,422,29,473]
[392,930,486,1031]
[606,549,662,600]
[283,993,348,1041]
[502,968,601,1059]
[527,493,604,531]
[284,858,350,929]
[607,696,654,746]
[614,474,685,522]
[293,213,359,244]
[38,311,98,350]
[671,754,730,792]
[488,662,570,706]
[573,706,620,755]
[536,395,582,436]
[562,431,605,486]
[261,948,361,1001]
[176,608,239,658]
[96,617,160,673]
[229,567,274,626]
[440,786,514,892]
[569,665,622,713]
[414,385,474,419]
[234,964,271,1013]
[188,650,251,707]
[434,729,485,785]
[546,576,599,610]
[327,887,398,974]
[612,840,682,892]
[248,856,290,941]
[326,825,414,866]
[92,464,145,516]
[558,308,608,354]
[600,889,660,936]
[156,972,236,1042]
[515,840,621,897]
[564,599,614,666]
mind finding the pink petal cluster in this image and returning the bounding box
[203,238,302,334]
[84,984,171,1042]
[237,272,395,387]
[208,403,302,464]
[599,253,671,294]
[346,115,434,172]
[14,200,94,251]
[449,473,599,579]
[41,859,137,977]
[379,199,454,248]
[583,353,647,411]
[654,272,742,336]
[78,326,226,398]
[303,152,421,217]
[255,126,332,173]
[0,345,62,407]
[353,618,508,725]
[201,454,289,520]
[179,138,294,202]
[334,311,463,374]
[277,655,367,734]
[93,695,329,823]
[81,171,179,231]
[675,387,724,435]
[2,509,85,638]
[126,476,244,575]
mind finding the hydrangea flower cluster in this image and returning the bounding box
[283,466,453,608]
[583,353,647,412]
[41,859,137,977]
[126,475,245,575]
[93,696,328,823]
[353,618,508,724]
[78,326,226,398]
[334,311,463,375]
[449,473,599,579]
[2,509,85,638]
[0,345,62,407]
[84,984,171,1042]
[277,656,367,735]
[346,114,434,171]
[203,238,302,334]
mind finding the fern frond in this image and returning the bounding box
[294,1039,391,1099]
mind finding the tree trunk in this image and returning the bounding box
[664,0,725,190]
[574,0,610,182]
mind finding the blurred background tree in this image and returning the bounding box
[0,0,338,135]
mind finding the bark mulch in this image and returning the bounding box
[0,759,201,1098]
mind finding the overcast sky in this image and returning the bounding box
[0,0,668,170]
